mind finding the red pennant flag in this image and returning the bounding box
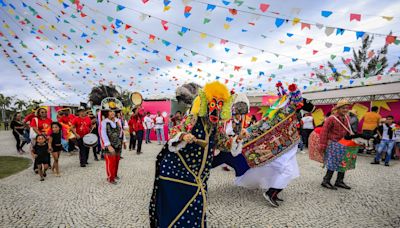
[61,11,66,15]
[350,13,361,22]
[125,24,132,30]
[142,0,149,3]
[161,20,168,30]
[114,50,120,55]
[229,9,238,15]
[306,38,313,45]
[149,34,155,40]
[111,24,116,30]
[259,3,270,12]
[80,12,87,18]
[225,79,229,84]
[166,55,172,62]
[248,22,255,26]
[102,25,107,31]
[319,65,324,69]
[386,35,396,45]
[301,23,311,30]
[220,39,228,44]
[234,66,242,71]
[184,6,192,13]
[313,50,318,55]
[127,37,133,44]
[86,39,90,43]
[38,30,43,34]
[61,60,66,63]
[36,15,43,19]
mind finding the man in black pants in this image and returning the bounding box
[131,107,144,154]
[71,107,92,167]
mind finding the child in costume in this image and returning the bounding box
[149,81,243,228]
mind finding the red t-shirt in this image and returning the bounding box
[72,116,92,138]
[30,117,52,136]
[130,115,144,132]
[24,113,36,124]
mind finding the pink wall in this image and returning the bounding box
[249,107,262,121]
[141,100,171,141]
[315,100,400,132]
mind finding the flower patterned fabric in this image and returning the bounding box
[308,131,324,163]
[324,141,358,172]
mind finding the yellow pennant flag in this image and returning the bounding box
[200,33,207,38]
[105,39,111,44]
[163,6,171,12]
[119,34,124,39]
[292,17,300,25]
[279,40,285,44]
[90,26,96,31]
[382,16,393,21]
[3,23,10,28]
[58,0,63,3]
[208,42,214,48]
[223,23,230,30]
[49,25,56,31]
[8,9,15,15]
[176,66,181,69]
[39,25,46,30]
[251,57,257,62]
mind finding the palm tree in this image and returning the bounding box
[0,94,13,121]
[14,99,27,111]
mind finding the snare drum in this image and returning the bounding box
[83,133,98,147]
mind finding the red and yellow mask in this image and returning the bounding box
[208,98,224,123]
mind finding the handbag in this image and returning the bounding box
[29,118,39,139]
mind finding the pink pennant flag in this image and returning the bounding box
[259,3,270,12]
[166,55,172,62]
[350,13,361,22]
[142,0,149,4]
[301,23,310,30]
[305,38,313,45]
[220,39,228,45]
[312,50,318,55]
[161,20,168,31]
[344,58,352,64]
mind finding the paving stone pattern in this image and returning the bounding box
[0,131,399,227]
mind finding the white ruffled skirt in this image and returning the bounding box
[234,144,299,190]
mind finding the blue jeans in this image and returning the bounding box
[375,139,396,163]
[145,129,151,143]
[155,128,165,144]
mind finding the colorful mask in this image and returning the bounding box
[208,98,224,123]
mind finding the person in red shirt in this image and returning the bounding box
[30,107,52,139]
[320,99,354,190]
[130,106,144,154]
[128,114,136,151]
[71,106,92,167]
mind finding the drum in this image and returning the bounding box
[130,92,143,106]
[83,133,98,147]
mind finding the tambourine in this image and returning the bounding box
[130,92,143,106]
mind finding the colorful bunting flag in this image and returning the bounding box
[161,20,168,30]
[301,23,310,30]
[356,31,365,39]
[305,38,313,45]
[259,3,270,12]
[275,18,285,28]
[116,5,125,11]
[321,10,332,17]
[350,13,361,22]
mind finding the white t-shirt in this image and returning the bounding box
[154,116,165,129]
[144,116,154,129]
[382,123,396,140]
[301,116,314,129]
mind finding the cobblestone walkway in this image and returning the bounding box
[0,131,399,227]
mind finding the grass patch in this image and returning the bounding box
[0,156,31,179]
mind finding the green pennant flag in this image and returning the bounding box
[247,6,256,10]
[107,16,114,22]
[177,31,183,36]
[15,15,20,20]
[234,0,244,6]
[70,29,76,33]
[376,63,382,70]
[203,18,211,24]
[63,19,70,24]
[191,51,197,56]
[71,14,77,18]
[97,0,104,2]
[247,69,252,75]
[395,39,400,45]
[330,54,336,60]
[229,74,234,78]
[278,64,283,69]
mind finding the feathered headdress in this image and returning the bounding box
[89,84,122,106]
[190,81,233,120]
[232,93,250,115]
[175,82,202,105]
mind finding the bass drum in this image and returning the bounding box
[83,133,98,147]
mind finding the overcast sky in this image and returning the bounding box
[0,0,399,104]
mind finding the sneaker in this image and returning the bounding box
[80,164,86,167]
[263,192,279,207]
[94,158,99,161]
[40,177,44,181]
[43,172,47,177]
[275,196,284,202]
[385,162,389,166]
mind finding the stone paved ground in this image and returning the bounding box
[0,131,399,227]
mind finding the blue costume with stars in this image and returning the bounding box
[150,116,237,228]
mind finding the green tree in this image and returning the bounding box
[0,94,13,121]
[14,99,27,111]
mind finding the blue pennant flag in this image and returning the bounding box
[62,2,69,8]
[22,2,27,7]
[286,33,293,37]
[275,18,285,28]
[226,17,233,22]
[206,4,216,11]
[343,46,351,52]
[9,3,15,9]
[176,46,182,51]
[184,12,191,18]
[115,19,122,28]
[321,10,332,17]
[336,28,345,35]
[356,31,365,39]
[162,40,171,46]
[222,1,230,6]
[81,33,87,38]
[0,0,7,7]
[224,48,230,53]
[212,59,216,63]
[188,62,193,67]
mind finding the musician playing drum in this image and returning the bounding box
[100,97,126,184]
[71,106,92,168]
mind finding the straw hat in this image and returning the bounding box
[333,99,351,110]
